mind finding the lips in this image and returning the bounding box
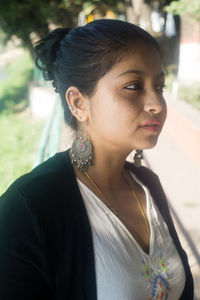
[140,119,161,133]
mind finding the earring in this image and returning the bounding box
[71,126,93,171]
[133,150,143,167]
[68,104,77,114]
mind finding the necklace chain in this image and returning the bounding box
[83,171,117,215]
[83,170,150,235]
[132,190,150,235]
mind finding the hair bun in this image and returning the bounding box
[34,28,71,82]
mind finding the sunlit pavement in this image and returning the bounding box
[144,93,200,299]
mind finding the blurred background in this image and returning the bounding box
[0,0,199,297]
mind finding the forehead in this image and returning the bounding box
[108,43,163,78]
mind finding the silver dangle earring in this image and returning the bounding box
[133,150,143,167]
[71,126,93,171]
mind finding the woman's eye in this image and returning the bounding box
[155,84,166,93]
[124,83,141,90]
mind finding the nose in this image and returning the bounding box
[144,91,165,114]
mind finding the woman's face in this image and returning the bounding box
[86,43,167,153]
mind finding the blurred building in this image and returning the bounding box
[178,16,200,83]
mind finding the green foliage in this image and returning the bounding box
[0,51,34,113]
[0,0,50,48]
[0,0,124,54]
[82,0,121,6]
[178,82,200,110]
[165,0,200,21]
[0,49,44,195]
[0,113,44,195]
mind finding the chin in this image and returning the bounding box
[139,136,160,150]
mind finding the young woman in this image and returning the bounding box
[0,19,193,299]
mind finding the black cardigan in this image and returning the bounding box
[0,149,193,299]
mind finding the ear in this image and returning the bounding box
[65,87,89,122]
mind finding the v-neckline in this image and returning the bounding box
[76,171,155,257]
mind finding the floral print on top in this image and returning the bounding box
[141,252,171,300]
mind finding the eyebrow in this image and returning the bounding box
[117,69,165,78]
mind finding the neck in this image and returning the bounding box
[94,153,126,186]
[75,144,132,191]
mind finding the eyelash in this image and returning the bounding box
[124,83,166,93]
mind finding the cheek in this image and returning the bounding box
[88,81,143,129]
[91,95,140,134]
[113,96,141,127]
[88,98,111,132]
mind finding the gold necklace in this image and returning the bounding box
[84,171,117,215]
[83,170,150,235]
[125,171,150,235]
[131,190,150,235]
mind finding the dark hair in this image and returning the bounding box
[34,19,160,130]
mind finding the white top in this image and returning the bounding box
[77,171,186,300]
